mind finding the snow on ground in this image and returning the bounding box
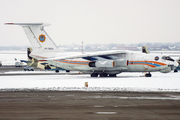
[0,50,27,65]
[0,71,180,92]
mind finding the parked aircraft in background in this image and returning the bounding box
[5,23,178,77]
[20,47,66,72]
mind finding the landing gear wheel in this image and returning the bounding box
[55,70,59,73]
[174,69,178,72]
[145,72,152,77]
[100,73,108,77]
[91,73,98,77]
[109,74,117,77]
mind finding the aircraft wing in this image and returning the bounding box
[49,50,127,61]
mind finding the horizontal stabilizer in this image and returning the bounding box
[5,23,51,26]
[20,60,32,63]
[40,63,49,65]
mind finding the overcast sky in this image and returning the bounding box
[1,0,180,46]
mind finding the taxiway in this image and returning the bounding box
[0,91,180,120]
[0,66,180,119]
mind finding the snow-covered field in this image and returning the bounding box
[0,50,27,65]
[0,71,180,92]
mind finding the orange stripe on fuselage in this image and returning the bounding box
[144,61,166,66]
[61,59,90,63]
[129,61,167,68]
[132,63,156,68]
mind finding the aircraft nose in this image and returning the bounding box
[168,60,179,71]
[174,60,179,67]
[172,60,179,70]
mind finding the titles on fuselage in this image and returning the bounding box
[44,48,54,50]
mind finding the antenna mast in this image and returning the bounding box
[82,41,84,54]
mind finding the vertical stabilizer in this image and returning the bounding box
[5,23,58,51]
[27,47,45,69]
[27,47,38,67]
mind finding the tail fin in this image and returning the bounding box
[27,47,38,67]
[27,47,53,70]
[5,23,58,51]
[142,46,149,54]
[27,47,46,69]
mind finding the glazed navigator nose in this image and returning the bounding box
[172,60,179,70]
[167,60,178,71]
[174,60,179,68]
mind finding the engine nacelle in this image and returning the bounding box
[114,59,128,67]
[89,60,114,67]
[89,59,128,68]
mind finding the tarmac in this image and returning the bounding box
[0,66,82,76]
[0,66,180,120]
[0,91,180,120]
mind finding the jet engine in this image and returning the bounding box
[89,59,128,68]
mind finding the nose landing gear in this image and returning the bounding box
[145,72,152,77]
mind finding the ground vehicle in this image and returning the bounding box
[24,66,34,71]
[15,62,22,67]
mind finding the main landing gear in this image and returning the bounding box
[109,74,117,77]
[91,73,117,77]
[145,72,152,77]
[91,73,99,77]
[99,73,108,77]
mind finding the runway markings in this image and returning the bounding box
[94,112,117,114]
[86,95,180,100]
[93,105,105,107]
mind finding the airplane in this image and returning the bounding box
[20,47,66,72]
[5,23,179,77]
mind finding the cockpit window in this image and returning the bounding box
[162,56,174,61]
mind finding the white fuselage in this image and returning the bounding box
[30,50,178,75]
